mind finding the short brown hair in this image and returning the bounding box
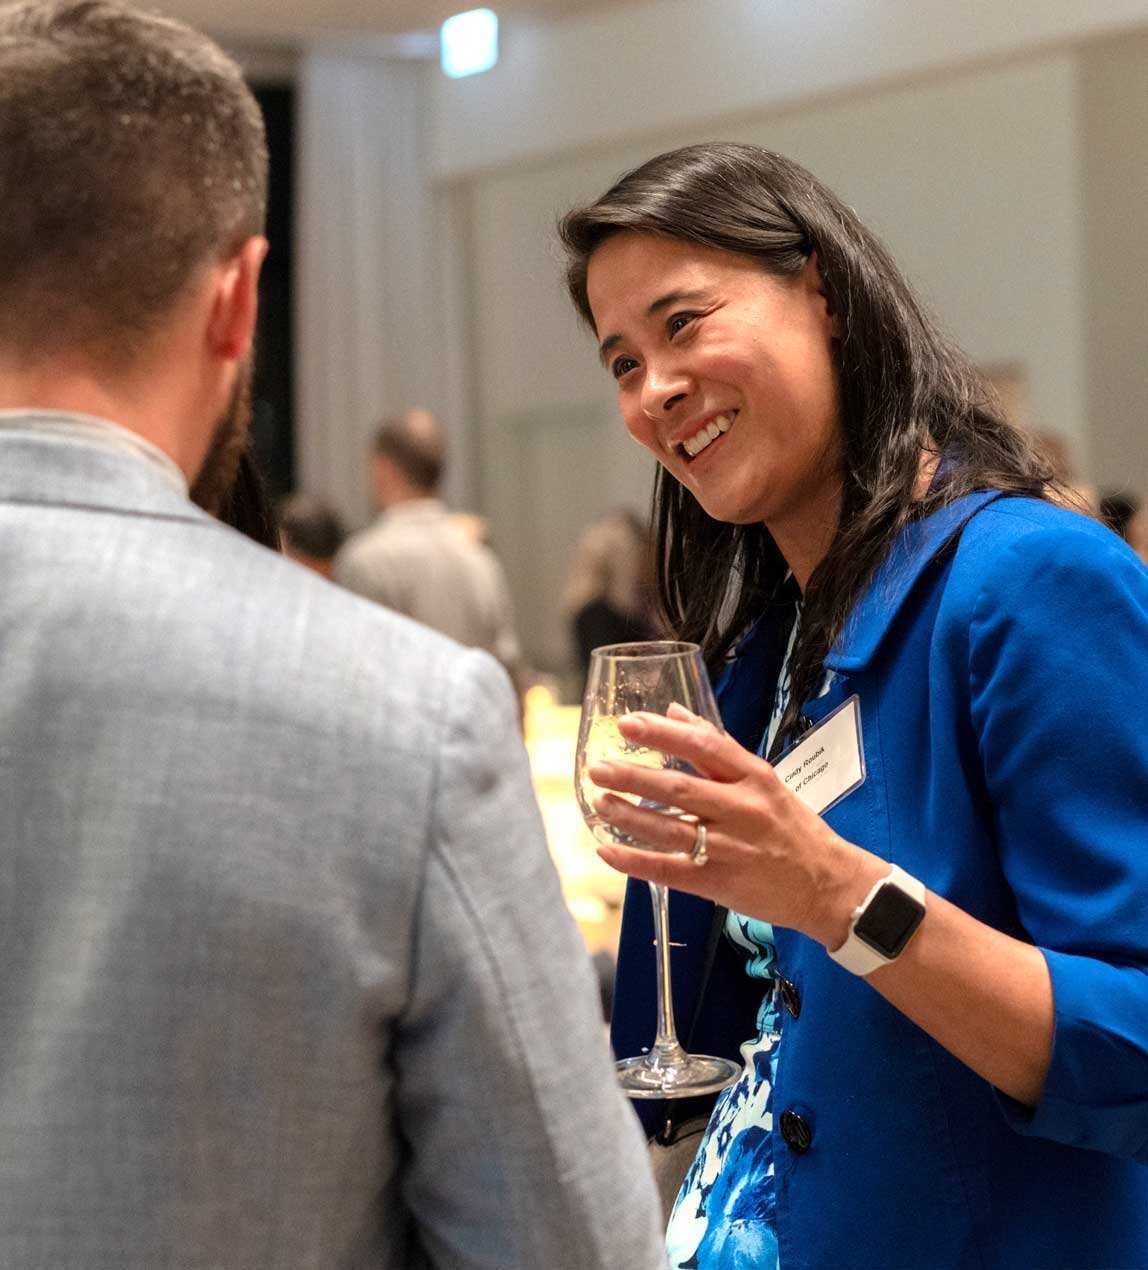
[0,0,268,363]
[278,493,346,560]
[373,410,445,492]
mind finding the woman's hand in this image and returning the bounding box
[593,705,1056,1105]
[589,703,885,948]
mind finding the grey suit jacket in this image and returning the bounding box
[0,415,664,1269]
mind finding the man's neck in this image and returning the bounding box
[380,487,438,511]
[0,361,199,481]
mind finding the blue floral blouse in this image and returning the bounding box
[666,605,831,1270]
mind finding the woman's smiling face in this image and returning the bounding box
[585,232,844,576]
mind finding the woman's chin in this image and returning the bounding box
[694,492,765,527]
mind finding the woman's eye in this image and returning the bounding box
[611,356,639,380]
[668,312,697,337]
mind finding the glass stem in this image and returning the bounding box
[648,882,685,1062]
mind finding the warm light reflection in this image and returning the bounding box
[524,683,624,957]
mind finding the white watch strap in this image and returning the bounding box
[827,864,926,977]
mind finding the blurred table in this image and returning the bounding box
[523,684,625,958]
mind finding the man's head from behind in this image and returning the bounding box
[372,409,445,508]
[0,0,268,505]
[278,492,345,578]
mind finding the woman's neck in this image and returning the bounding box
[768,478,842,594]
[772,448,939,592]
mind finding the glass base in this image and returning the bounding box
[616,1049,742,1100]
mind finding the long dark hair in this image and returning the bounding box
[559,143,1062,750]
[217,447,281,551]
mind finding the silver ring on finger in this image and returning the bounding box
[689,820,708,867]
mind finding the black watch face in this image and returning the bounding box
[854,883,925,958]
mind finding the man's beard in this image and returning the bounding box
[189,359,254,515]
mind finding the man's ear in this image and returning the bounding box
[207,235,269,361]
[804,251,842,341]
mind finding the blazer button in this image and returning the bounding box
[778,977,801,1019]
[780,1110,813,1154]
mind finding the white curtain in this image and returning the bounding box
[294,51,446,529]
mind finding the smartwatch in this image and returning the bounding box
[828,864,927,976]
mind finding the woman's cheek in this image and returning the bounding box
[622,412,658,457]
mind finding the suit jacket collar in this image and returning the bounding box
[0,412,202,524]
[715,490,1006,726]
[825,490,1004,672]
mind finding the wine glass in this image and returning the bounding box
[575,640,742,1099]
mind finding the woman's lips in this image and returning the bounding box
[678,411,736,463]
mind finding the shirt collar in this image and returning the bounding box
[0,409,188,496]
[380,497,445,522]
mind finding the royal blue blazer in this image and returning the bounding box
[613,493,1148,1269]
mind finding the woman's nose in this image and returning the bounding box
[640,361,691,420]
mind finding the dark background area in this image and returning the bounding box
[251,85,296,501]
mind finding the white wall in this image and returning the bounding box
[295,54,444,528]
[430,0,1148,179]
[286,2,1146,669]
[461,55,1086,668]
[1080,30,1148,495]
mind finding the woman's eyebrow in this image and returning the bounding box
[647,287,708,316]
[597,288,710,365]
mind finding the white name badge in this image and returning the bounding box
[774,695,866,816]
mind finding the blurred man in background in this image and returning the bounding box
[0,3,663,1266]
[278,490,345,577]
[336,410,521,667]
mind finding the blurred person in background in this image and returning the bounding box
[563,508,659,677]
[1099,489,1148,563]
[1132,505,1148,563]
[1099,489,1139,540]
[0,4,666,1266]
[449,509,493,547]
[278,490,345,577]
[335,409,521,669]
[561,142,1148,1269]
[1029,425,1097,512]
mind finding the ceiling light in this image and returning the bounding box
[440,8,499,78]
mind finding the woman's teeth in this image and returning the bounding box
[683,413,733,458]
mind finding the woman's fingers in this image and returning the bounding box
[595,839,722,897]
[616,709,749,782]
[591,791,704,854]
[587,758,731,821]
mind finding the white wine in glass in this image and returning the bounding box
[575,641,741,1099]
